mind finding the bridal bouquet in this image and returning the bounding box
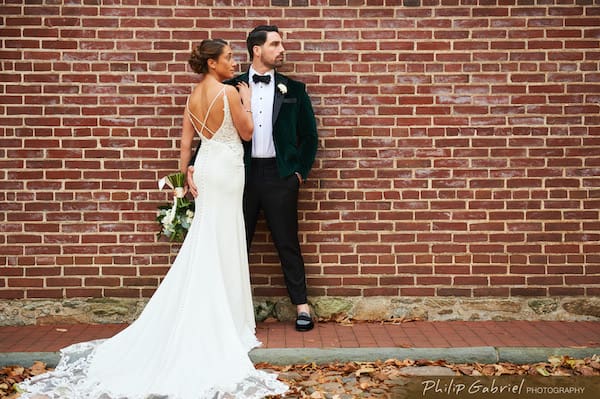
[156,172,194,242]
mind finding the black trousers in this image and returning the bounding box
[244,158,307,305]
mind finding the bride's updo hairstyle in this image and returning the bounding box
[189,39,228,74]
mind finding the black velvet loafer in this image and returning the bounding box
[295,312,314,332]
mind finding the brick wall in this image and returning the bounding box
[1,0,599,301]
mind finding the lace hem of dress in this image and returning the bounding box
[18,340,288,399]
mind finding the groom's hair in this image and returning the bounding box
[247,25,279,60]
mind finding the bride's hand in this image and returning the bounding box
[236,81,251,109]
[186,165,198,198]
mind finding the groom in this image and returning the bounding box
[188,26,319,331]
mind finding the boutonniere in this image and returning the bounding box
[277,83,287,95]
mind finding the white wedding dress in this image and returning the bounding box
[19,88,289,399]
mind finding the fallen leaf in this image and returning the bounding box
[30,362,47,376]
[354,367,376,376]
[535,366,550,376]
[372,371,388,381]
[578,366,596,376]
[5,367,24,378]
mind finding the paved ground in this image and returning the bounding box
[2,320,599,398]
[1,320,599,367]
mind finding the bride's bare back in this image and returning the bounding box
[187,81,226,139]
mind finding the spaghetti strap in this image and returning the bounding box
[187,86,226,139]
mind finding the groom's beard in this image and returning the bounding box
[261,55,284,70]
[272,57,284,68]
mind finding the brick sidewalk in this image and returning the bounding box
[1,320,599,353]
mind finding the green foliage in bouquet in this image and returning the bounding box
[156,172,195,242]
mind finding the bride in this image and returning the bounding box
[18,39,289,399]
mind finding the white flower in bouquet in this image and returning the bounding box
[184,210,194,227]
[163,207,176,225]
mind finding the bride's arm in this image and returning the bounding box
[226,84,253,141]
[180,111,195,174]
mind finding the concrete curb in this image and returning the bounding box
[498,347,600,364]
[3,347,599,368]
[0,352,59,368]
[250,347,498,365]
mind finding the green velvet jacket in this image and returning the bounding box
[225,71,319,180]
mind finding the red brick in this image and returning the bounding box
[27,289,63,298]
[8,278,44,288]
[46,278,82,287]
[24,266,60,276]
[474,287,510,297]
[102,288,140,298]
[510,287,548,296]
[84,277,121,287]
[400,288,435,296]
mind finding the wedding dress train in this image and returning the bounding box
[19,88,288,399]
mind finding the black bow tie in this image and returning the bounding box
[252,74,271,84]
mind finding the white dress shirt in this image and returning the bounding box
[249,66,276,158]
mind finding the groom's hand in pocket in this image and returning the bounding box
[186,166,198,198]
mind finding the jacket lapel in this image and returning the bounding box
[238,72,249,85]
[272,72,287,127]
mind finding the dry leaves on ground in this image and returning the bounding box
[317,314,423,326]
[1,355,599,399]
[258,355,600,399]
[0,361,47,399]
